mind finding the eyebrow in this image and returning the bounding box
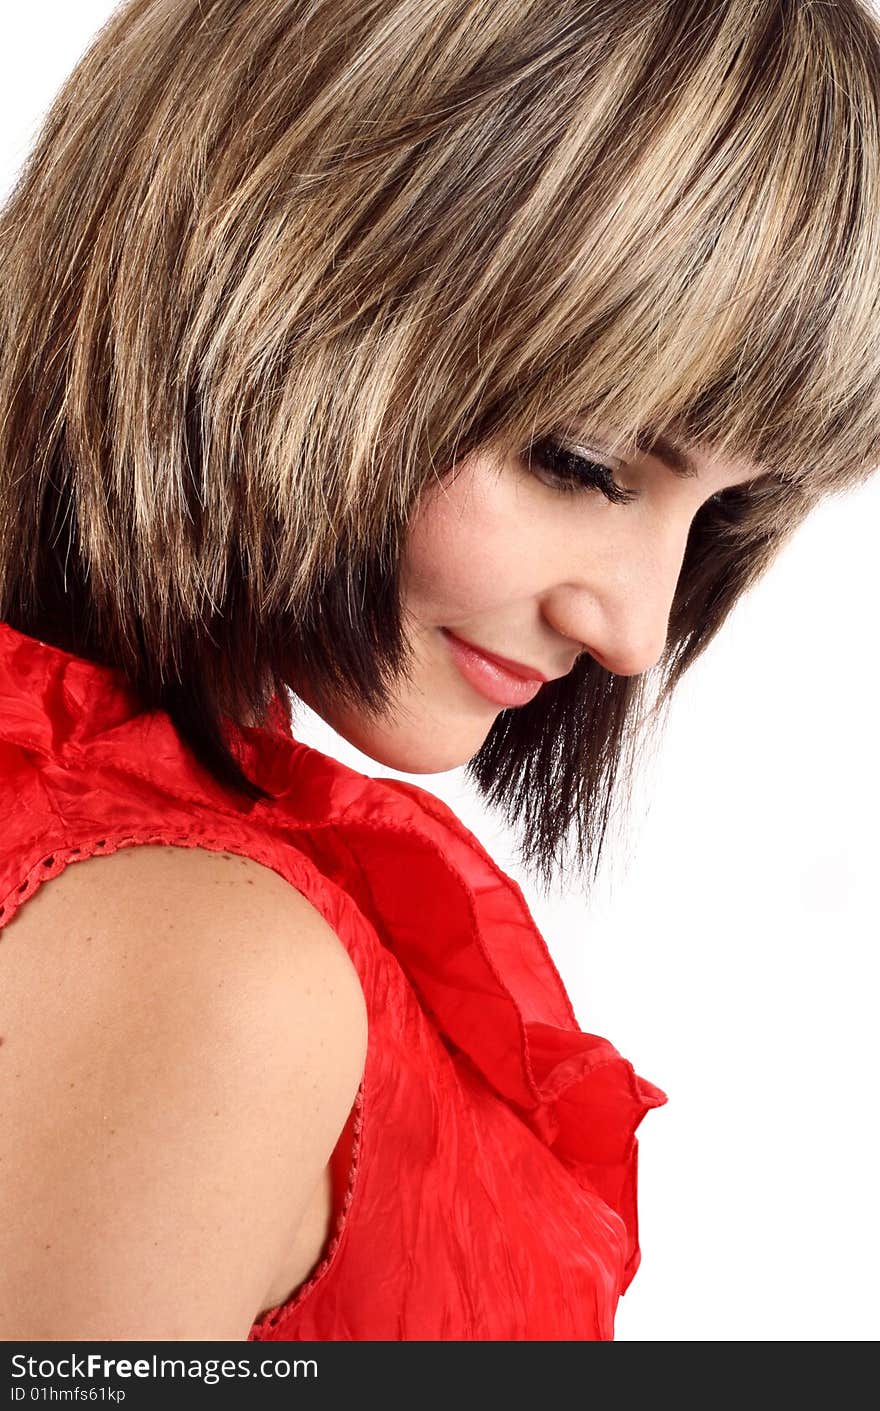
[632,430,700,480]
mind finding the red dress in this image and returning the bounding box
[0,619,667,1341]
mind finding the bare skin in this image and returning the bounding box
[0,845,366,1338]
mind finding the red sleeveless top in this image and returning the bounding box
[0,619,667,1341]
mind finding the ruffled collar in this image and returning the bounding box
[249,746,669,1289]
[0,618,667,1289]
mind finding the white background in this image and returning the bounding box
[4,3,878,1342]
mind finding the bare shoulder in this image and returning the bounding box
[0,841,366,1030]
[0,843,367,1340]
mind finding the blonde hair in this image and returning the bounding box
[2,0,879,892]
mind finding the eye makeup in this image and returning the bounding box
[525,436,638,505]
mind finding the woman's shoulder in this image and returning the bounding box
[1,838,366,1014]
[0,840,366,1339]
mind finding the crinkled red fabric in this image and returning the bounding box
[0,619,667,1341]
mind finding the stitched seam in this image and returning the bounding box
[0,827,311,932]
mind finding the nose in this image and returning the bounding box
[582,633,669,678]
[552,601,669,677]
[540,523,689,678]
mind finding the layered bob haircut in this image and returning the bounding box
[2,0,880,892]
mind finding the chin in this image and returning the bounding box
[333,715,490,775]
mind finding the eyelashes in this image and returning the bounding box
[525,436,734,512]
[524,436,639,505]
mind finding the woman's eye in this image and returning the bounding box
[525,437,638,505]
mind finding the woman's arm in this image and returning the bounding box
[0,843,367,1340]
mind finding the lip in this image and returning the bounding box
[441,628,548,708]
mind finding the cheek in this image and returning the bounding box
[401,459,535,621]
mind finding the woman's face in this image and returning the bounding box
[310,429,763,773]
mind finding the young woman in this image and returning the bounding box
[1,0,878,1342]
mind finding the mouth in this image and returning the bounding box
[440,628,547,708]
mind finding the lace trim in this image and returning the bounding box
[0,828,299,930]
[247,1075,366,1339]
